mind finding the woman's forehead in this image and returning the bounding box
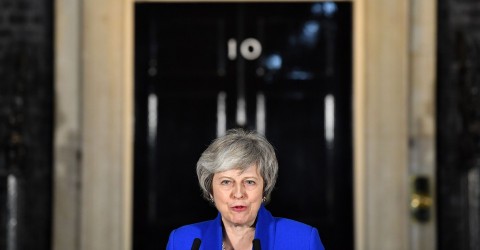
[215,165,260,178]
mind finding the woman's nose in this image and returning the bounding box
[232,183,245,199]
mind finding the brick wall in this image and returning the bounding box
[0,0,53,249]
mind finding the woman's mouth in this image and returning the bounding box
[231,206,247,212]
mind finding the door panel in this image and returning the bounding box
[134,3,352,249]
[437,0,480,248]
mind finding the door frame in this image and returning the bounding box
[53,0,437,249]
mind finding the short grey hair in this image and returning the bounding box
[196,129,278,203]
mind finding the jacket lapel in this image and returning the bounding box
[203,205,276,250]
[254,205,276,250]
[202,213,223,250]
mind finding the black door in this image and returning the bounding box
[134,3,352,249]
[437,0,480,248]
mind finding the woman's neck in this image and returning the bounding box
[222,221,255,250]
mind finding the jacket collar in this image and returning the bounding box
[203,205,276,250]
[254,205,276,249]
[202,213,222,250]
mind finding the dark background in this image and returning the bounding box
[133,2,353,249]
[436,0,480,249]
[0,0,53,249]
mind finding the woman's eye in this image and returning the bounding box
[220,180,231,185]
[245,180,256,185]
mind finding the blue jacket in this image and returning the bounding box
[166,205,325,250]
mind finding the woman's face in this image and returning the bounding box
[212,164,264,228]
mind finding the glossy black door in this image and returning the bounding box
[134,3,352,249]
[437,0,480,248]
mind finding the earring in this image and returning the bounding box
[262,196,266,203]
[209,196,215,204]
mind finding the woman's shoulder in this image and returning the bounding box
[273,217,317,239]
[274,217,315,231]
[171,219,214,236]
[167,219,217,249]
[259,207,318,238]
[272,217,324,249]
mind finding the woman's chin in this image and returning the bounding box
[231,216,255,227]
[232,221,249,227]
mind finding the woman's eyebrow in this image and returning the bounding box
[216,175,233,179]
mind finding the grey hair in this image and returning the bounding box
[196,129,278,203]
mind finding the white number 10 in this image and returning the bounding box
[228,38,262,61]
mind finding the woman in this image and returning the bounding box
[167,129,325,250]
